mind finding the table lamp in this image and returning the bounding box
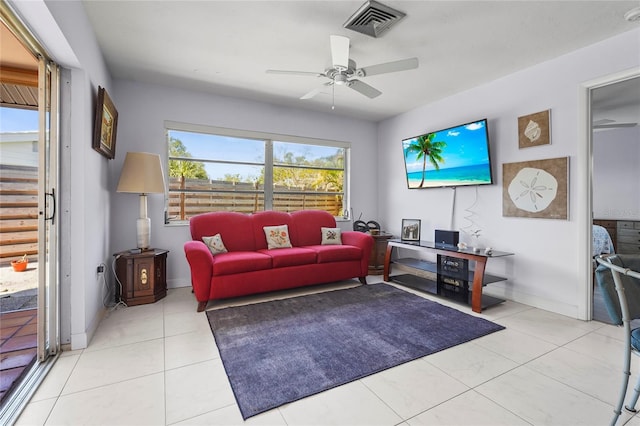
[117,152,166,250]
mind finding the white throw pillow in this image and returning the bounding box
[264,225,292,249]
[202,234,228,255]
[321,227,342,245]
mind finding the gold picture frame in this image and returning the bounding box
[502,156,569,220]
[518,109,550,149]
[92,86,118,159]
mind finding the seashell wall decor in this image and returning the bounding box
[518,109,551,148]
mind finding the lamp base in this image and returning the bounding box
[136,217,151,250]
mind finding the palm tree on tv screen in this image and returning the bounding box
[406,133,446,187]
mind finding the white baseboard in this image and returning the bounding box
[71,306,107,350]
[484,285,579,319]
[167,278,190,289]
[70,333,87,350]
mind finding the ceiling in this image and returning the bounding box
[79,1,640,123]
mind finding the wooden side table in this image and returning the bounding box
[113,248,168,306]
[368,232,393,275]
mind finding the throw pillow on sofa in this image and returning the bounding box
[264,225,292,249]
[321,227,342,245]
[203,234,228,255]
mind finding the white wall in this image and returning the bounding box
[593,126,640,220]
[110,80,378,289]
[377,28,640,318]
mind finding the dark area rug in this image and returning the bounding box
[206,283,505,419]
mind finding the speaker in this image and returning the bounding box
[434,230,459,248]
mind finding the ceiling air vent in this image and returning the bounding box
[343,0,406,38]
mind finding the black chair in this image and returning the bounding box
[595,254,640,426]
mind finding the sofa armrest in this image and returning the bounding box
[341,231,374,276]
[184,241,214,303]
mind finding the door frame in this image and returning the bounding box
[0,3,60,424]
[37,58,60,361]
[578,67,640,321]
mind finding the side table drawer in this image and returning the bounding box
[618,243,640,254]
[618,230,640,244]
[618,221,637,230]
[132,256,156,298]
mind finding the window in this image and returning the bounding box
[165,121,349,224]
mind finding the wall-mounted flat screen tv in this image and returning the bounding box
[402,118,493,189]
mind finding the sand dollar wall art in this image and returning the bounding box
[502,157,569,219]
[518,109,550,149]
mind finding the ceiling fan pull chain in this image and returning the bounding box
[332,83,335,110]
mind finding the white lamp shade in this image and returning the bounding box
[117,152,166,194]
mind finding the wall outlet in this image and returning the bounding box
[97,265,104,274]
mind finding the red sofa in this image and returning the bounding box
[184,210,374,311]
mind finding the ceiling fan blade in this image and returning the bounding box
[330,35,350,70]
[266,69,325,77]
[593,118,615,125]
[357,57,419,77]
[300,82,333,100]
[593,122,638,129]
[347,79,382,99]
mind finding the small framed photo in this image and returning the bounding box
[92,86,118,159]
[401,219,421,242]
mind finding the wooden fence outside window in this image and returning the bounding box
[167,177,343,221]
[0,165,38,262]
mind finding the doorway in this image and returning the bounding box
[0,5,59,421]
[585,71,640,322]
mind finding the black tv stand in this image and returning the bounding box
[383,239,514,313]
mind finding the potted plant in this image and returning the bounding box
[11,254,28,272]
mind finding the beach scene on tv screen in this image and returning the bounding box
[402,120,492,189]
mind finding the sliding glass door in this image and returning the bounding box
[0,3,59,421]
[37,57,59,361]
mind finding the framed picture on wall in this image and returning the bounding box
[92,86,118,159]
[401,219,421,241]
[502,156,569,219]
[518,109,551,149]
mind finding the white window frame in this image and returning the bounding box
[164,120,351,224]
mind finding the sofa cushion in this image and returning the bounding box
[321,227,342,245]
[291,210,336,246]
[258,247,317,268]
[212,252,272,276]
[252,211,295,249]
[190,212,256,252]
[264,225,293,249]
[310,245,363,263]
[202,234,228,255]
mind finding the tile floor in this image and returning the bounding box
[14,277,640,425]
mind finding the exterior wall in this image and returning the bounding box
[0,132,38,167]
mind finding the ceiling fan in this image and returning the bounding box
[266,35,418,102]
